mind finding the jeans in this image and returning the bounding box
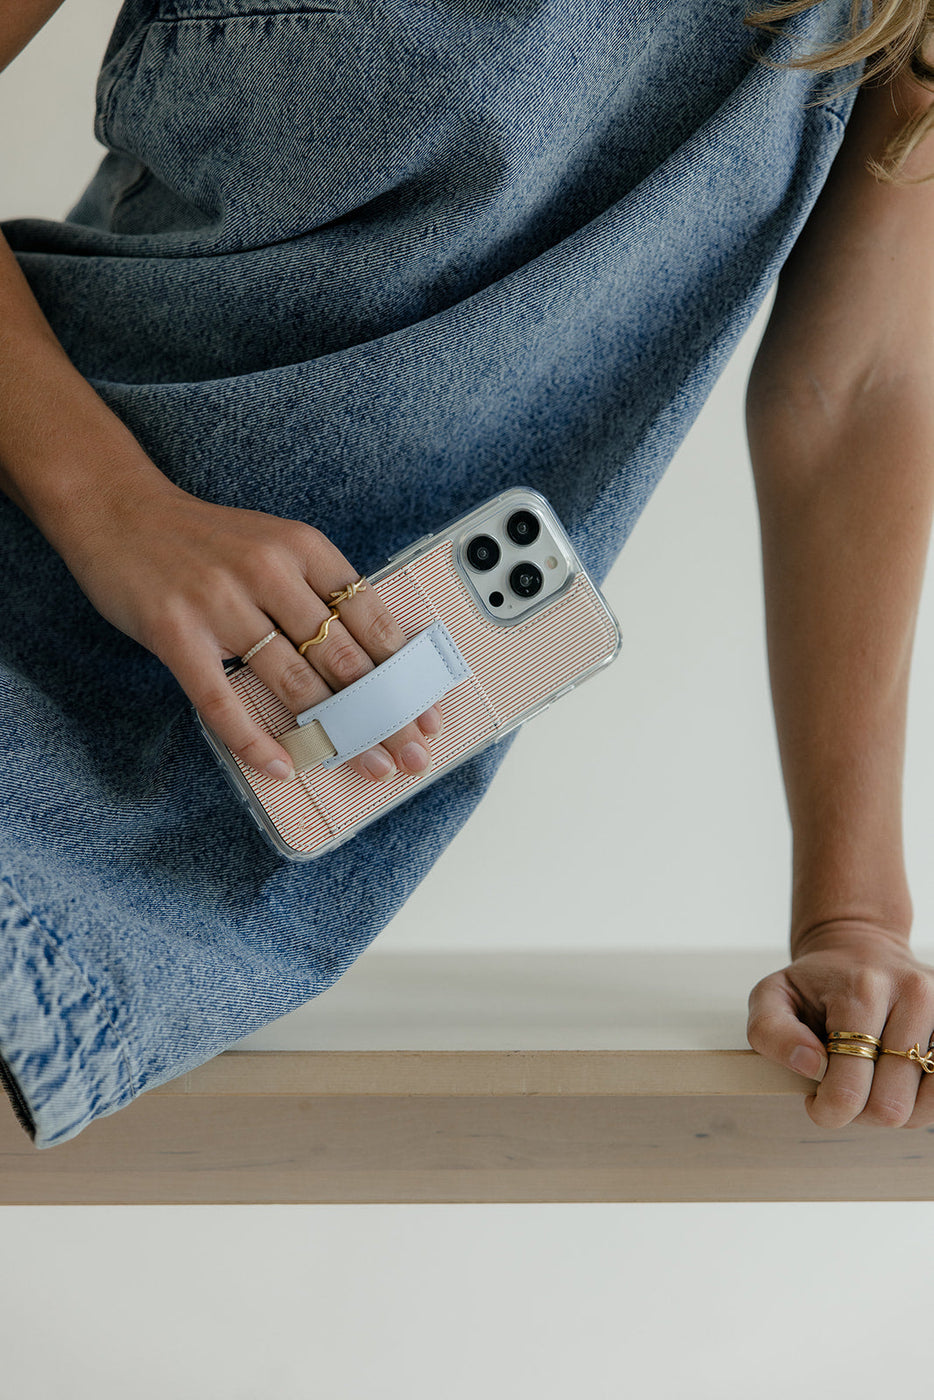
[0,0,863,1146]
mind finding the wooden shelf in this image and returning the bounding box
[2,951,933,1203]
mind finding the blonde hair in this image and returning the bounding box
[744,1,934,182]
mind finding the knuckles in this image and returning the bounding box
[860,1097,914,1129]
[743,1019,768,1056]
[194,687,235,722]
[286,521,329,564]
[277,658,325,709]
[897,967,934,1007]
[363,609,401,655]
[845,965,889,1007]
[323,635,370,687]
[743,1006,781,1057]
[239,547,290,591]
[233,732,267,764]
[143,605,192,661]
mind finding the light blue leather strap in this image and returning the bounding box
[277,620,472,773]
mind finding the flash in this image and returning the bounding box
[544,555,558,570]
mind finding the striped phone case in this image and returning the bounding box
[197,486,622,860]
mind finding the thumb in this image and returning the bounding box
[746,971,829,1082]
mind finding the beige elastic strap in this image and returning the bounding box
[278,721,337,771]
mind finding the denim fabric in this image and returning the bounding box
[0,0,865,1146]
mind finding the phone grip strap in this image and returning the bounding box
[277,620,473,774]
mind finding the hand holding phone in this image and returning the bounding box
[199,487,623,861]
[55,473,443,785]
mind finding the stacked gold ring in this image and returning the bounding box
[826,1031,881,1062]
[297,578,368,657]
[826,1030,934,1072]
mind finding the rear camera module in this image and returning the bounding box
[505,510,541,547]
[466,534,500,571]
[509,561,543,599]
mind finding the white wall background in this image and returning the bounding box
[2,5,934,1398]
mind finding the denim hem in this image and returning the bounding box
[0,1048,36,1142]
[0,880,140,1150]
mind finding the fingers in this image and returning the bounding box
[246,524,443,782]
[167,623,301,783]
[246,594,436,785]
[747,961,934,1130]
[816,973,934,1130]
[746,973,830,1084]
[311,546,442,749]
[157,513,443,785]
[867,973,934,1129]
[242,625,417,784]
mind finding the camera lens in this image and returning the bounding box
[509,561,543,598]
[466,535,500,571]
[505,510,541,546]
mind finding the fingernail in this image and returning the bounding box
[266,759,295,782]
[362,748,395,781]
[400,742,431,774]
[418,707,443,737]
[790,1047,824,1080]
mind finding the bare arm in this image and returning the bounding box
[745,65,934,1126]
[0,0,67,75]
[0,228,172,554]
[0,16,441,784]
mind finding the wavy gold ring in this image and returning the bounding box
[296,578,367,656]
[297,608,339,655]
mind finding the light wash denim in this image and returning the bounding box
[0,0,865,1146]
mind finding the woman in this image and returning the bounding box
[1,0,932,1146]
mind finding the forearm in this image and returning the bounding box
[0,227,173,559]
[0,241,421,789]
[0,1,66,76]
[746,368,933,953]
[741,58,934,957]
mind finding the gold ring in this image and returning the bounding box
[328,577,368,608]
[824,1030,934,1071]
[879,1044,934,1073]
[295,579,367,656]
[241,628,280,665]
[826,1030,881,1062]
[297,608,339,655]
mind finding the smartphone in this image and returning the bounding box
[196,486,622,861]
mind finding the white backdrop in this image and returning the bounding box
[2,5,933,1399]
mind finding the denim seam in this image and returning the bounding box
[0,877,141,1109]
[157,7,351,19]
[96,17,159,155]
[810,101,849,130]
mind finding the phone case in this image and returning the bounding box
[197,486,622,861]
